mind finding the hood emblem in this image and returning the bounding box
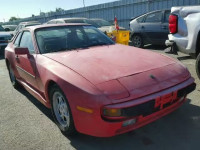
[150,74,156,79]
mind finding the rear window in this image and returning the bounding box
[145,11,162,23]
[164,11,171,23]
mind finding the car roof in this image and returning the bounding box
[131,9,170,20]
[25,23,91,31]
[50,17,88,21]
[3,25,17,27]
[19,21,40,25]
[90,18,105,21]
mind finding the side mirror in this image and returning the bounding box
[14,47,30,55]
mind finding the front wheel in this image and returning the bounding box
[196,53,200,80]
[50,85,75,136]
[132,35,143,48]
[8,63,20,88]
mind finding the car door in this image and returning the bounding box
[14,30,38,89]
[160,10,170,43]
[140,11,163,44]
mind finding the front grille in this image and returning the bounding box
[122,100,155,117]
[121,83,196,118]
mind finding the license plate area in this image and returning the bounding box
[155,91,178,110]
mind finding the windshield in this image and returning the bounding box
[64,19,100,28]
[92,19,113,27]
[0,25,5,31]
[35,25,114,54]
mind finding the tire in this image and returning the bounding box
[196,53,200,80]
[8,62,20,88]
[49,85,75,136]
[132,34,143,48]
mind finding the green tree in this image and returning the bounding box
[9,17,19,22]
[56,8,64,12]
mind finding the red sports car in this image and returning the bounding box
[5,24,196,137]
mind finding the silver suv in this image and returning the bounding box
[165,6,200,79]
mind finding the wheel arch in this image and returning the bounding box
[130,32,143,40]
[45,80,57,106]
[5,58,9,69]
[196,31,200,56]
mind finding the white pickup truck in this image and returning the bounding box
[165,6,200,80]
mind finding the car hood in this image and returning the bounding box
[44,44,182,85]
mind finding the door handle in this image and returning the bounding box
[141,26,145,29]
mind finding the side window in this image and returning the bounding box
[56,21,64,24]
[137,16,145,23]
[145,12,162,23]
[47,20,55,24]
[164,11,170,23]
[19,31,35,53]
[14,32,22,47]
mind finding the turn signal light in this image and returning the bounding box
[103,108,121,117]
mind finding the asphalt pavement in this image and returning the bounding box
[0,46,200,150]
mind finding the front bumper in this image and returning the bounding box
[75,78,195,137]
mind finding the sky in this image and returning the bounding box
[0,0,117,22]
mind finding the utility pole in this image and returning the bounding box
[83,0,85,8]
[83,0,86,17]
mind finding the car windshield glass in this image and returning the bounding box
[84,20,100,28]
[64,19,100,28]
[0,25,5,31]
[93,20,113,27]
[35,25,114,54]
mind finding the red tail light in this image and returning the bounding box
[169,14,178,34]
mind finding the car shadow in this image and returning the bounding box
[15,87,54,122]
[66,99,200,150]
[177,56,193,61]
[128,42,167,51]
[12,88,200,150]
[143,45,167,50]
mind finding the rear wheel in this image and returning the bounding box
[50,85,76,136]
[196,53,200,80]
[132,34,143,48]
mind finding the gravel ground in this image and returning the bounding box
[0,46,200,150]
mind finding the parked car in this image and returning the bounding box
[5,24,196,137]
[2,25,17,31]
[90,18,125,33]
[46,17,99,27]
[13,21,41,35]
[165,6,200,80]
[129,10,170,48]
[0,25,12,56]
